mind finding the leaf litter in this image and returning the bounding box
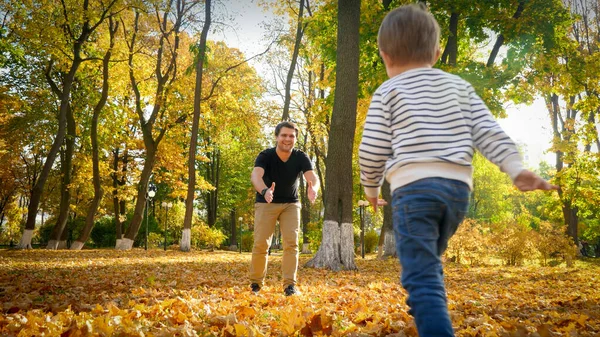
[0,250,598,336]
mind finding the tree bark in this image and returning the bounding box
[47,104,76,250]
[378,181,396,259]
[305,0,360,271]
[486,0,525,67]
[441,12,459,66]
[119,2,184,249]
[229,209,238,250]
[73,18,118,249]
[281,0,307,121]
[547,93,579,245]
[205,148,220,228]
[182,0,212,252]
[17,0,118,250]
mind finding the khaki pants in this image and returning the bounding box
[249,202,301,287]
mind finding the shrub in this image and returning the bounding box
[241,231,254,252]
[446,219,488,265]
[306,221,323,253]
[533,222,577,267]
[363,229,379,254]
[489,222,534,266]
[90,216,117,248]
[148,232,164,249]
[192,223,227,250]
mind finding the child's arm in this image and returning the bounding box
[359,90,392,206]
[467,85,524,180]
[467,85,557,192]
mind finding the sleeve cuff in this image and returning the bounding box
[501,155,525,181]
[364,186,380,199]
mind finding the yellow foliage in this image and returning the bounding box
[489,221,535,266]
[533,222,577,267]
[191,223,226,250]
[446,219,489,265]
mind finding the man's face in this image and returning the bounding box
[276,127,297,153]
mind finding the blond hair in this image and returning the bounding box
[378,4,440,65]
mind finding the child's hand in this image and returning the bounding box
[514,170,558,192]
[367,196,388,212]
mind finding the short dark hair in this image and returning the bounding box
[275,121,299,137]
[378,4,440,65]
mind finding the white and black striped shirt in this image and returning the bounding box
[359,67,524,198]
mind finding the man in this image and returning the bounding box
[249,121,319,296]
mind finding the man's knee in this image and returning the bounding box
[253,240,271,253]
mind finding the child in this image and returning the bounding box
[358,4,557,336]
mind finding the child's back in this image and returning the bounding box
[360,67,523,196]
[358,4,557,337]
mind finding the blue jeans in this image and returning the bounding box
[392,178,470,337]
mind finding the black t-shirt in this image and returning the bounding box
[254,148,313,203]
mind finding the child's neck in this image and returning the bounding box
[386,62,432,78]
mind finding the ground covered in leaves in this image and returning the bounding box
[0,250,598,336]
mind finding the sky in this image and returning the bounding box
[213,1,556,169]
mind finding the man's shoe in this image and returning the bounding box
[251,283,261,293]
[284,284,297,296]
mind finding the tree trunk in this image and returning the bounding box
[548,93,579,245]
[205,148,220,228]
[119,3,184,249]
[281,0,307,121]
[182,0,211,252]
[112,149,122,245]
[17,0,116,250]
[73,18,117,250]
[440,12,459,66]
[305,0,360,271]
[47,105,76,250]
[229,209,238,251]
[18,62,79,250]
[378,181,396,259]
[486,0,525,67]
[118,150,157,249]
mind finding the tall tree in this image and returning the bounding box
[182,0,211,252]
[44,71,76,249]
[71,16,119,250]
[281,0,309,121]
[117,0,200,250]
[306,0,361,271]
[13,0,119,249]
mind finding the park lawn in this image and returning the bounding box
[0,249,598,336]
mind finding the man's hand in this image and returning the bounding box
[366,196,388,212]
[265,182,275,203]
[307,181,317,204]
[514,170,558,192]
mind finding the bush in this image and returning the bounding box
[363,229,379,254]
[147,232,165,248]
[489,222,534,266]
[192,223,227,250]
[533,222,577,266]
[91,216,117,248]
[37,216,86,246]
[305,221,323,253]
[446,219,488,265]
[241,231,254,252]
